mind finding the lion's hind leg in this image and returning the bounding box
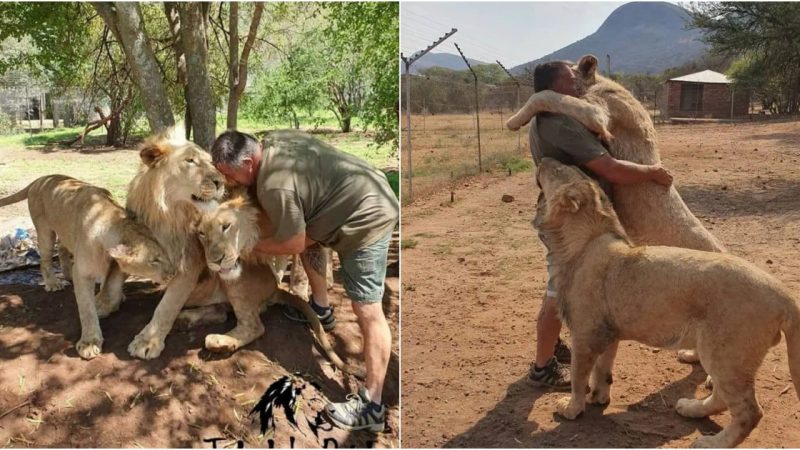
[36,225,68,292]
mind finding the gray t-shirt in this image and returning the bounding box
[256,129,398,256]
[530,112,612,198]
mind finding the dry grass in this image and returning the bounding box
[401,112,532,203]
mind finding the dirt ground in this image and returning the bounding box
[0,265,399,448]
[401,119,800,447]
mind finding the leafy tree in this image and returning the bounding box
[689,2,800,113]
[321,2,399,149]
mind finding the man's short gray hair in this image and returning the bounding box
[210,130,260,167]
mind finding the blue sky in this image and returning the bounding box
[401,2,628,67]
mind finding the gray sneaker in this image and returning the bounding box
[325,387,385,432]
[554,337,572,365]
[528,357,571,390]
[283,301,336,332]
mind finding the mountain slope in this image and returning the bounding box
[403,52,488,74]
[511,2,708,75]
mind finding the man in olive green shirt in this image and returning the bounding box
[527,61,673,389]
[211,129,398,432]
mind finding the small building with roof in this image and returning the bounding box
[660,69,750,120]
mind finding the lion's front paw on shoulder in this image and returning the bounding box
[128,333,165,359]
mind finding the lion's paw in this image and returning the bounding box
[555,395,583,420]
[128,333,165,360]
[44,278,70,292]
[677,349,700,364]
[76,336,103,360]
[676,398,706,418]
[205,334,241,353]
[505,116,524,131]
[587,386,610,405]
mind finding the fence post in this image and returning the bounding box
[456,43,481,173]
[400,28,458,202]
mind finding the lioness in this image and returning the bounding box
[0,175,176,359]
[536,158,800,448]
[510,54,725,364]
[194,194,364,378]
[121,127,227,359]
[508,55,724,252]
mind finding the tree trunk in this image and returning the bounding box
[177,3,216,150]
[163,2,191,139]
[226,2,239,130]
[93,2,174,134]
[341,114,351,133]
[226,3,263,130]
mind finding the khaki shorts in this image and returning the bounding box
[532,193,558,298]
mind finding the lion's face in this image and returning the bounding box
[537,158,603,225]
[197,205,245,281]
[109,231,177,285]
[137,131,226,209]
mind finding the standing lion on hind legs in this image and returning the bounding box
[507,54,726,365]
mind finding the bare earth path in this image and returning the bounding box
[0,271,399,448]
[401,120,800,447]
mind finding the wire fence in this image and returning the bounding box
[401,74,536,204]
[0,73,90,134]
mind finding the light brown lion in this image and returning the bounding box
[121,127,227,359]
[194,193,364,378]
[508,54,726,362]
[536,157,800,448]
[0,175,176,359]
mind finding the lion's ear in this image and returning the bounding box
[108,244,134,262]
[578,55,598,80]
[546,186,586,222]
[140,142,169,167]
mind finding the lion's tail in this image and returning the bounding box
[0,182,32,208]
[276,289,367,381]
[783,300,800,402]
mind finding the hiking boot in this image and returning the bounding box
[283,300,336,332]
[325,387,386,432]
[528,357,571,390]
[554,337,572,365]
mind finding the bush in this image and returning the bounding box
[0,111,16,135]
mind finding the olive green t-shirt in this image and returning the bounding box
[256,129,399,256]
[529,112,612,198]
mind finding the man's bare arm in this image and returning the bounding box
[252,232,307,255]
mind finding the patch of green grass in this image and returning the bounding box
[401,239,418,249]
[412,232,438,238]
[501,157,533,174]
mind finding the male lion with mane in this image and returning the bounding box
[536,157,800,448]
[121,126,227,359]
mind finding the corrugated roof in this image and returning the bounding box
[669,70,731,84]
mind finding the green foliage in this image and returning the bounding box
[0,3,94,86]
[0,110,16,134]
[320,2,399,151]
[689,2,800,113]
